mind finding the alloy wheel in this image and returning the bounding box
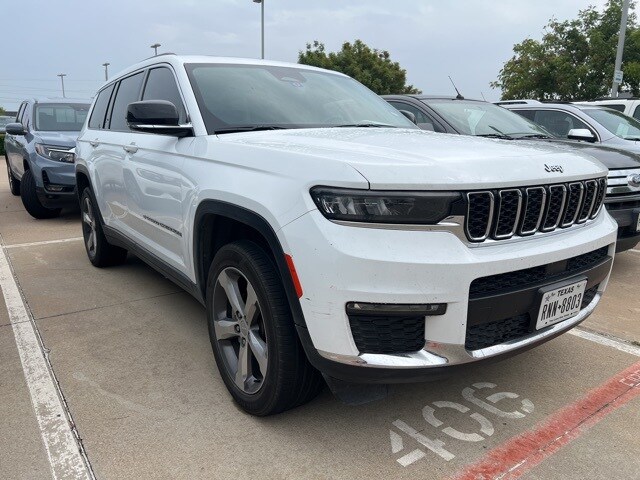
[81,196,97,257]
[212,267,268,394]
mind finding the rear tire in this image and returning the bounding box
[80,187,128,267]
[5,158,20,196]
[20,169,60,219]
[207,240,323,416]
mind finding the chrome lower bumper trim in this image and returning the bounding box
[317,293,601,369]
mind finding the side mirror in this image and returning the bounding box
[5,122,26,135]
[398,110,417,124]
[126,100,193,137]
[417,122,435,132]
[567,128,596,142]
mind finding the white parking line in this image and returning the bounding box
[4,237,83,249]
[630,249,640,254]
[0,242,93,479]
[570,328,640,357]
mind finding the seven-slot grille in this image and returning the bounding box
[465,178,607,242]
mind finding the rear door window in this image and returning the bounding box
[89,84,115,130]
[633,105,640,120]
[109,72,145,131]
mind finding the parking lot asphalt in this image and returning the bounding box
[0,174,639,480]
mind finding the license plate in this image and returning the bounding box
[536,280,587,330]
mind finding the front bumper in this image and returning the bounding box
[30,152,77,208]
[280,208,618,382]
[604,196,640,252]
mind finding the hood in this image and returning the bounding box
[217,128,607,189]
[543,139,640,169]
[34,131,79,148]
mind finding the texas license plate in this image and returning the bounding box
[536,280,587,330]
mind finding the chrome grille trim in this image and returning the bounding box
[466,192,495,241]
[493,189,523,239]
[464,177,607,243]
[541,185,567,232]
[577,180,598,223]
[519,187,547,235]
[560,182,584,228]
[590,178,607,219]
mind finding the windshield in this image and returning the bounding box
[34,103,90,132]
[185,63,416,133]
[581,107,640,140]
[426,100,554,138]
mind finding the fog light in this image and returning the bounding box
[346,302,447,316]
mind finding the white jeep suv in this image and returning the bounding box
[76,55,617,415]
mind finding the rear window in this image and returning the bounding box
[34,103,90,132]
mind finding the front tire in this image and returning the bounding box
[80,187,128,267]
[20,169,60,219]
[207,240,323,416]
[6,158,20,196]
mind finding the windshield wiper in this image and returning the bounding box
[514,133,552,139]
[215,125,291,134]
[332,123,398,128]
[476,133,513,140]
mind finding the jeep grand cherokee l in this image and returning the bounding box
[384,95,640,251]
[4,98,90,218]
[75,56,617,415]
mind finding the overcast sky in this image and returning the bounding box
[2,0,614,111]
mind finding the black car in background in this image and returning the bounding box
[384,95,640,252]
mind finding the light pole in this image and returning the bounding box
[611,0,631,97]
[150,43,161,56]
[253,0,264,59]
[102,62,110,81]
[57,73,66,98]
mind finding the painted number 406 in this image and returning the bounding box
[390,382,534,467]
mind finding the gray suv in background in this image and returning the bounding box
[385,95,640,252]
[4,98,90,218]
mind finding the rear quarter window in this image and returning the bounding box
[88,84,115,130]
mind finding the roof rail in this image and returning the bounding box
[591,96,639,101]
[142,52,177,61]
[494,99,541,105]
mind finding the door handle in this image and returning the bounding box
[123,144,138,154]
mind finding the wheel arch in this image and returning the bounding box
[76,165,91,200]
[193,200,307,327]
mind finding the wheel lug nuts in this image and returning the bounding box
[241,338,246,346]
[234,325,240,333]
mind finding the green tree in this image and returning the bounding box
[298,40,421,95]
[0,106,5,116]
[492,0,640,100]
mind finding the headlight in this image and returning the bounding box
[35,144,75,163]
[310,186,461,224]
